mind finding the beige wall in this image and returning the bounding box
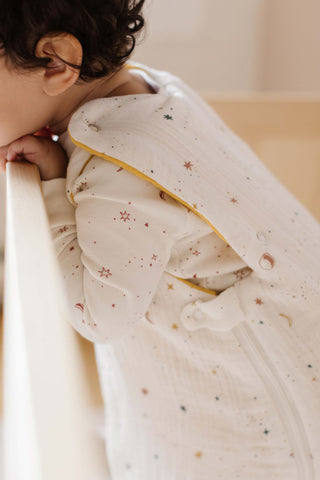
[132,0,267,93]
[132,0,320,93]
[263,0,320,91]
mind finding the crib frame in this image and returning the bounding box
[1,162,109,479]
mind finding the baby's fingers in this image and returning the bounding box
[6,135,40,163]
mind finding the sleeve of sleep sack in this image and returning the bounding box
[40,154,189,345]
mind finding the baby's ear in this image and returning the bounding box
[34,33,83,96]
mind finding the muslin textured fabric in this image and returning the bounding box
[40,61,320,479]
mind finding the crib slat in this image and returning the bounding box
[2,161,110,480]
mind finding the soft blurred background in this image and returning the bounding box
[132,0,320,93]
[0,1,320,459]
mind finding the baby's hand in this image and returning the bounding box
[0,132,69,181]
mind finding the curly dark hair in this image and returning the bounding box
[0,0,146,83]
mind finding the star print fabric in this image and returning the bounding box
[42,165,282,480]
[40,148,301,480]
[39,62,320,479]
[41,150,248,345]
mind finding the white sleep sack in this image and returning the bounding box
[41,61,320,480]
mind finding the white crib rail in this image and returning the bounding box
[2,161,109,480]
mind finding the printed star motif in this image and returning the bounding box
[263,429,270,435]
[192,250,201,256]
[141,388,149,395]
[163,114,173,120]
[230,197,238,203]
[69,246,75,251]
[76,181,88,192]
[255,298,264,305]
[234,269,248,280]
[98,267,112,278]
[120,210,131,222]
[184,161,193,170]
[58,225,68,234]
[195,451,203,458]
[151,254,158,261]
[171,323,179,330]
[192,203,198,209]
[167,283,174,289]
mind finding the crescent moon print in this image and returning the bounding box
[145,311,153,324]
[259,253,275,270]
[75,303,84,312]
[279,313,293,327]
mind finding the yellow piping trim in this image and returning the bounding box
[79,154,95,175]
[67,79,224,296]
[67,131,228,244]
[167,272,217,296]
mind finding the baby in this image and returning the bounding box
[1,1,320,479]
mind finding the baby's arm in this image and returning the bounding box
[41,154,187,345]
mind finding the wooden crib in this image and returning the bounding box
[1,94,320,479]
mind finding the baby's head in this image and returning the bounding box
[0,0,146,146]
